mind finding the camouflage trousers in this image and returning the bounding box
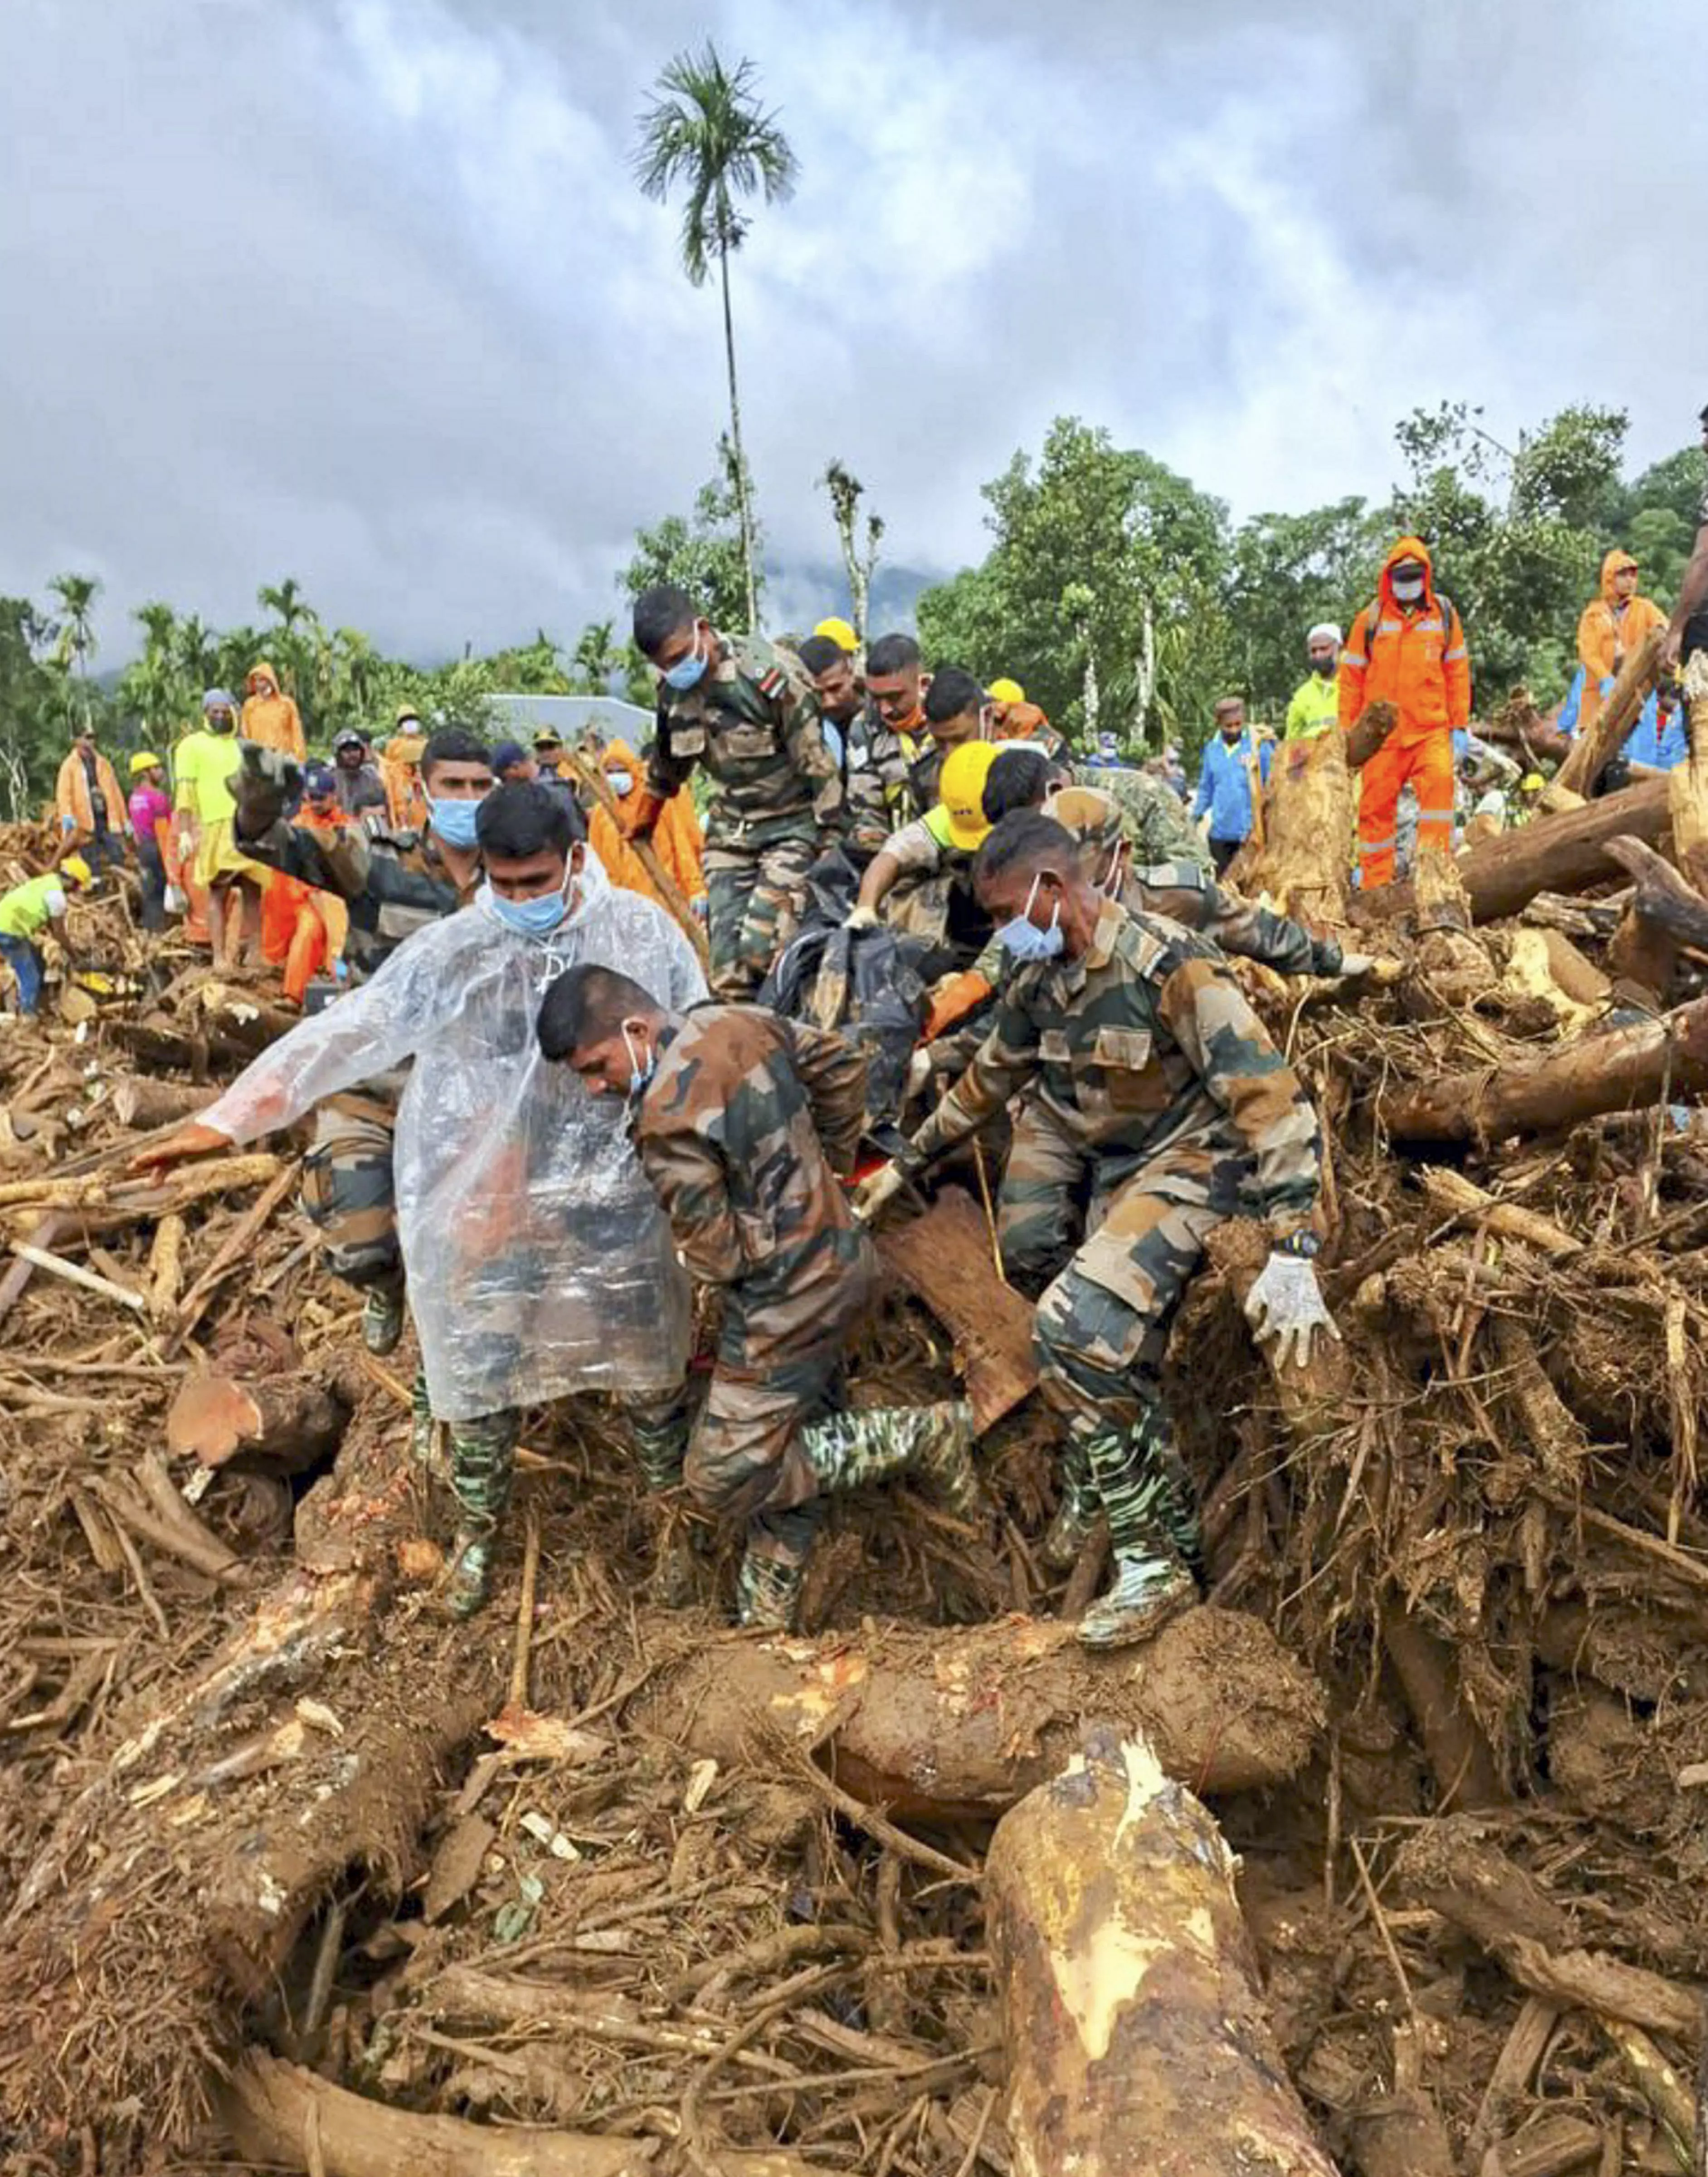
[685,1247,879,1581]
[1033,1142,1249,1565]
[704,830,816,1001]
[301,1076,407,1291]
[997,1098,1100,1297]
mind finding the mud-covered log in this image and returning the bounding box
[1553,627,1665,798]
[635,1608,1324,1817]
[876,1185,1038,1430]
[166,1368,356,1476]
[1454,775,1670,923]
[1226,724,1353,927]
[1379,994,1708,1143]
[109,1074,220,1131]
[986,1727,1337,2177]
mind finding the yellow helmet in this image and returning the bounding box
[813,616,858,654]
[1520,772,1545,793]
[939,741,1000,852]
[129,750,163,777]
[987,676,1025,707]
[59,853,93,888]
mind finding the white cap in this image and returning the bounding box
[1307,622,1342,648]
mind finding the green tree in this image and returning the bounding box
[1224,498,1386,717]
[621,463,752,636]
[634,42,798,634]
[571,620,620,692]
[820,459,884,644]
[46,572,102,733]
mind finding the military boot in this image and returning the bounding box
[444,1408,520,1619]
[362,1274,407,1357]
[798,1400,984,1518]
[735,1504,822,1632]
[408,1367,449,1484]
[1040,1442,1097,1572]
[1076,1420,1198,1651]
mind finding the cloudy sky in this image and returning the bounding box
[3,0,1702,665]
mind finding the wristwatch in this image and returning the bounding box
[1275,1230,1321,1260]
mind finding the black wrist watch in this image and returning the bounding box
[1276,1230,1321,1260]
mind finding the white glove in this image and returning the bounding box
[1336,951,1376,979]
[845,903,880,931]
[905,1048,934,1100]
[852,1161,908,1223]
[1243,1249,1341,1371]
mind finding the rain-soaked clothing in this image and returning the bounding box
[241,661,307,761]
[1576,551,1667,747]
[589,738,705,913]
[646,633,842,1000]
[1339,537,1470,888]
[199,855,704,1422]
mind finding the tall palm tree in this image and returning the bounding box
[634,44,797,635]
[48,573,101,730]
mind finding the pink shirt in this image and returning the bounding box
[128,783,171,842]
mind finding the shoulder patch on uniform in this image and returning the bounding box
[756,664,788,700]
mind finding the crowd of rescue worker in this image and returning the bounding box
[3,429,1704,1649]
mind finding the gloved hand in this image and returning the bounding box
[1335,951,1376,979]
[844,902,879,931]
[923,969,992,1040]
[852,1160,909,1223]
[905,1047,934,1101]
[621,789,666,842]
[1243,1250,1342,1371]
[59,814,75,836]
[232,742,302,839]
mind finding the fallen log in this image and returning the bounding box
[110,1074,220,1130]
[875,1185,1037,1431]
[1553,627,1666,798]
[1226,723,1354,927]
[1379,995,1708,1144]
[1455,776,1670,923]
[986,1726,1338,2177]
[167,1369,357,1476]
[634,1607,1324,1817]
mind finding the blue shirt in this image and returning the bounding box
[1192,732,1272,842]
[1559,666,1684,769]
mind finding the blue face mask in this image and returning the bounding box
[662,632,708,693]
[998,873,1065,963]
[429,795,482,849]
[622,1025,657,1113]
[483,871,571,937]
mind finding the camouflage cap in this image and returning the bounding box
[1043,784,1124,860]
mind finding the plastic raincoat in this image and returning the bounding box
[1575,551,1667,746]
[589,738,706,912]
[241,661,307,761]
[199,854,704,1420]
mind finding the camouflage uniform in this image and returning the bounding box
[905,899,1320,1611]
[1125,861,1343,977]
[1074,761,1210,870]
[631,1003,979,1625]
[875,811,993,967]
[647,636,843,1001]
[840,711,918,863]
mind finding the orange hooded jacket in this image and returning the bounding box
[589,739,705,912]
[380,731,429,832]
[1338,537,1471,748]
[241,660,307,761]
[54,746,126,841]
[1575,550,1666,741]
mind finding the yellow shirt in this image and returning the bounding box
[172,729,240,824]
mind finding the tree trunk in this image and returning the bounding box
[875,1186,1038,1431]
[1378,994,1708,1143]
[634,1607,1324,1816]
[986,1726,1338,2177]
[1225,723,1353,927]
[110,1074,220,1130]
[1449,775,1671,923]
[719,241,757,635]
[1382,1606,1504,1808]
[1552,627,1666,797]
[1669,655,1708,895]
[166,1369,357,1476]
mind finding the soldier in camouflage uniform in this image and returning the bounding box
[1073,757,1210,869]
[797,633,916,863]
[537,963,984,1630]
[232,726,495,1356]
[628,586,843,1000]
[858,810,1337,1649]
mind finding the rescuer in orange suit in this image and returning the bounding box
[1338,537,1471,888]
[1576,549,1667,748]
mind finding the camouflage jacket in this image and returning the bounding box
[238,813,476,976]
[647,634,843,846]
[909,898,1320,1235]
[1073,762,1209,870]
[632,1002,870,1313]
[1125,862,1342,978]
[841,710,918,860]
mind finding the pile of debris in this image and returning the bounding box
[3,686,1708,2177]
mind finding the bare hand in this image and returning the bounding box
[128,1119,232,1178]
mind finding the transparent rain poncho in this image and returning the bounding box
[201,854,704,1421]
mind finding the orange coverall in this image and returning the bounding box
[1575,550,1667,747]
[1339,535,1471,888]
[240,660,307,761]
[588,738,705,913]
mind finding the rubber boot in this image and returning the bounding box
[1040,1441,1097,1572]
[408,1366,447,1483]
[1075,1420,1197,1651]
[445,1408,520,1619]
[622,1391,700,1606]
[798,1399,983,1518]
[735,1503,822,1631]
[363,1272,407,1357]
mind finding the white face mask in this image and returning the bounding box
[606,770,633,798]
